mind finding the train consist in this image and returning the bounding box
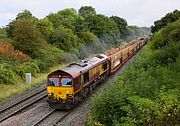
[47,38,148,109]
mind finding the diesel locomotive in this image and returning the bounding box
[47,38,148,109]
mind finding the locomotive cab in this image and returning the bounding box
[47,70,75,109]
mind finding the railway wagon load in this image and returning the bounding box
[106,39,145,73]
[47,38,148,109]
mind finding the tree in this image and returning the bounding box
[36,18,54,40]
[16,9,34,20]
[110,16,128,36]
[47,8,79,31]
[78,6,96,17]
[0,27,7,39]
[84,14,119,37]
[79,31,97,43]
[9,19,46,58]
[151,10,180,33]
[7,9,38,37]
[49,27,80,52]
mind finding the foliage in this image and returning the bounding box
[34,45,76,72]
[149,19,180,66]
[49,27,80,53]
[150,19,180,50]
[74,16,88,33]
[89,20,180,125]
[15,9,36,20]
[0,55,40,83]
[84,14,119,37]
[0,27,7,40]
[79,31,97,43]
[0,42,30,61]
[7,19,46,58]
[110,16,128,36]
[47,8,79,31]
[0,63,18,84]
[78,6,96,17]
[151,9,180,33]
[15,61,40,80]
[7,9,38,37]
[1,6,151,85]
[36,18,54,40]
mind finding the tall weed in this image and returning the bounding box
[0,42,30,61]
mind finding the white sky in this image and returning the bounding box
[0,0,180,27]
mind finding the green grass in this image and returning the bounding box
[0,63,66,102]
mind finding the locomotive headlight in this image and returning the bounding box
[66,94,73,97]
[48,93,54,97]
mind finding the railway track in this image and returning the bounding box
[32,100,86,126]
[33,109,56,126]
[33,72,112,126]
[32,106,82,126]
[0,88,47,123]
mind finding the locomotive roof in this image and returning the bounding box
[48,54,108,78]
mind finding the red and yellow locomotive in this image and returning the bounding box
[47,54,109,109]
[47,38,147,109]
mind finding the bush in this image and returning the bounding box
[0,28,7,39]
[0,42,30,61]
[0,63,18,84]
[89,20,180,126]
[150,19,180,50]
[79,31,97,43]
[15,62,40,80]
[34,45,72,72]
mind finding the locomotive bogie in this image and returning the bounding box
[47,97,74,110]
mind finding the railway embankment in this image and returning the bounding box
[88,19,180,126]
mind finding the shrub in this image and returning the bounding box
[34,45,71,72]
[0,63,18,84]
[0,28,7,39]
[0,42,30,61]
[15,62,40,80]
[150,19,180,50]
[79,31,97,43]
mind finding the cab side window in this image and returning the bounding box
[103,62,107,71]
[84,72,89,83]
[74,77,79,91]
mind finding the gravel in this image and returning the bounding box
[0,91,47,122]
[0,83,46,111]
[0,102,53,126]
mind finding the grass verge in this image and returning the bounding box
[0,64,66,102]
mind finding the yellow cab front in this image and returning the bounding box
[47,75,74,109]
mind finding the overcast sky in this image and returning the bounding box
[0,0,180,27]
